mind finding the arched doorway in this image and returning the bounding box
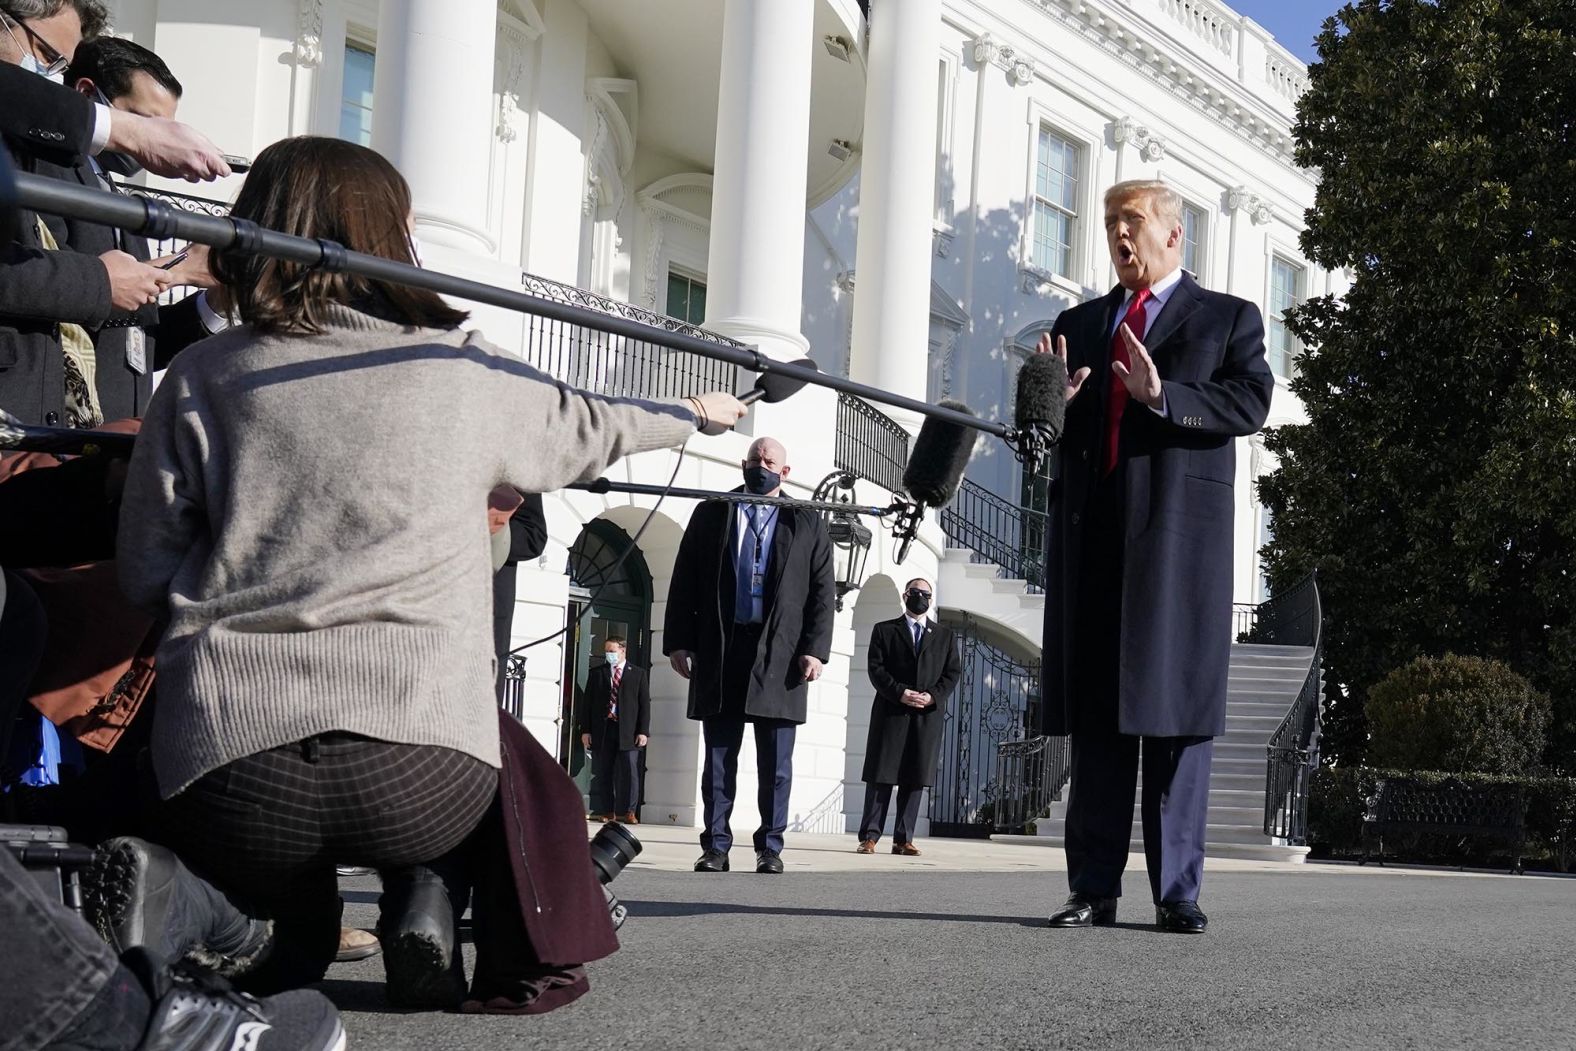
[842,574,900,833]
[929,613,1042,837]
[563,520,653,811]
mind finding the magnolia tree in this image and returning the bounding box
[1260,0,1576,770]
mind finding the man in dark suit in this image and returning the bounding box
[493,491,547,701]
[0,10,226,426]
[857,578,962,856]
[577,636,650,823]
[1039,179,1273,934]
[665,436,836,874]
[49,36,223,420]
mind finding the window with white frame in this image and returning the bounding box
[665,268,707,325]
[1268,256,1305,378]
[1031,126,1080,280]
[1181,201,1206,279]
[339,42,375,147]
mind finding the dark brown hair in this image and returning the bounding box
[212,136,469,335]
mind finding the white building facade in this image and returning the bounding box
[106,0,1336,841]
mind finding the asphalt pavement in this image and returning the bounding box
[325,830,1576,1050]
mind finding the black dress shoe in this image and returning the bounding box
[1047,894,1118,928]
[754,850,784,874]
[693,850,730,873]
[1156,900,1208,933]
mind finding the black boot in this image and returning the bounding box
[85,837,272,978]
[376,863,468,1009]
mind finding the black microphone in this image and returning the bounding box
[740,358,819,405]
[895,399,979,563]
[1012,351,1067,477]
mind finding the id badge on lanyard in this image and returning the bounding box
[125,327,147,375]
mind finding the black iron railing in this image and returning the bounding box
[992,734,1069,834]
[834,393,909,495]
[122,186,742,399]
[1249,571,1323,843]
[516,272,739,401]
[940,477,1047,592]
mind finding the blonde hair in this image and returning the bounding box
[1104,180,1184,227]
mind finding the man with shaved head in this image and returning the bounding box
[665,436,836,874]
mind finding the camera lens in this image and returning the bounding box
[589,822,642,885]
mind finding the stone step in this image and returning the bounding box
[1040,803,1263,832]
[1223,702,1294,718]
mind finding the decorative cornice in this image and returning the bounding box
[1112,116,1166,163]
[1227,185,1274,225]
[1020,0,1302,166]
[971,33,1035,88]
[294,0,324,68]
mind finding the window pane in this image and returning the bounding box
[339,44,376,147]
[1032,200,1071,278]
[689,281,706,324]
[665,273,689,321]
[1036,128,1078,211]
[1182,204,1203,276]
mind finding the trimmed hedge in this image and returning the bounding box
[1309,766,1576,872]
[1365,654,1551,776]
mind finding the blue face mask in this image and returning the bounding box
[604,652,621,667]
[6,21,63,82]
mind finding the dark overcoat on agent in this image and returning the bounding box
[1040,272,1273,739]
[576,660,651,751]
[663,492,835,725]
[863,616,963,787]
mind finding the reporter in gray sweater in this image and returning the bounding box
[90,136,747,1001]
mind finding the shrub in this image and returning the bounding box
[1307,766,1576,872]
[1365,655,1550,776]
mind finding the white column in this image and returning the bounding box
[371,0,497,254]
[849,0,940,413]
[702,0,815,361]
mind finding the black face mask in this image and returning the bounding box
[904,590,932,616]
[743,465,781,495]
[98,150,143,177]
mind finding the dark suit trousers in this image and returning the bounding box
[590,729,640,816]
[859,783,922,845]
[700,621,796,854]
[1064,465,1213,904]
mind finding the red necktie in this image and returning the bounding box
[1103,288,1152,475]
[609,666,621,722]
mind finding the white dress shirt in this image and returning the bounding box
[1109,265,1186,417]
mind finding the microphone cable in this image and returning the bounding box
[507,434,691,656]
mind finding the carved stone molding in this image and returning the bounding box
[494,25,531,144]
[1022,0,1304,165]
[1112,116,1167,163]
[971,33,1035,88]
[636,174,712,309]
[294,0,324,68]
[1228,185,1274,225]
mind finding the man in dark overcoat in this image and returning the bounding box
[1039,179,1273,934]
[577,635,650,823]
[664,436,835,874]
[856,578,962,856]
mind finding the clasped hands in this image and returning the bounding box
[901,689,933,709]
[1035,328,1163,409]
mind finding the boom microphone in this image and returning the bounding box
[1014,350,1067,446]
[740,358,820,405]
[895,399,980,562]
